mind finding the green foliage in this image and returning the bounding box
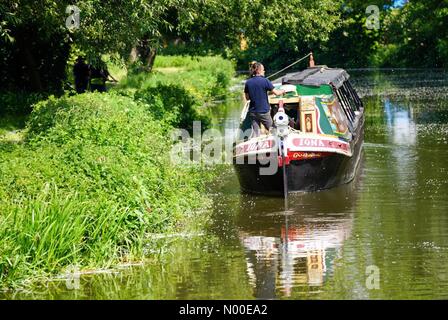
[376,0,448,68]
[0,0,173,58]
[167,0,343,71]
[0,114,27,137]
[0,0,174,92]
[135,84,210,132]
[0,0,71,92]
[0,91,47,115]
[1,0,447,98]
[0,92,212,288]
[317,5,383,68]
[120,55,235,130]
[241,0,342,69]
[0,53,235,288]
[317,0,447,68]
[125,55,234,99]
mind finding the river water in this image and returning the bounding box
[5,70,448,299]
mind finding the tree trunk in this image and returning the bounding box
[145,47,157,72]
[23,46,43,91]
[16,28,43,91]
[136,37,157,72]
[129,46,138,63]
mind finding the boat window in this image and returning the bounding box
[339,84,356,114]
[345,81,363,110]
[342,82,357,111]
[341,82,358,113]
[342,89,355,118]
[334,87,355,123]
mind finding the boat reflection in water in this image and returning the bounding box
[237,161,363,298]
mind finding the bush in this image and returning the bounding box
[118,55,235,133]
[0,92,211,288]
[134,84,210,132]
[0,54,235,289]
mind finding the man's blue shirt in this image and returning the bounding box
[244,76,274,113]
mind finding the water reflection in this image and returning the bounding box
[237,164,362,298]
[383,99,418,192]
[384,99,417,146]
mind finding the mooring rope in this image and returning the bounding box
[266,52,312,80]
[208,52,313,103]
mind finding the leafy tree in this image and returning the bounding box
[239,0,341,70]
[0,1,71,91]
[162,0,343,71]
[1,0,446,96]
[0,0,175,91]
[379,0,448,67]
[317,1,394,68]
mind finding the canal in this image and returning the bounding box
[4,70,448,299]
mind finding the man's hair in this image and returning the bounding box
[249,60,257,68]
[250,62,264,76]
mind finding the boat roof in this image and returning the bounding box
[272,66,350,89]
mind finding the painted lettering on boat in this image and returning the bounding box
[292,138,325,147]
[236,139,274,155]
[288,151,327,160]
[291,137,349,151]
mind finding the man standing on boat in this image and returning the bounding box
[244,62,285,136]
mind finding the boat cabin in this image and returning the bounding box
[239,66,363,141]
[234,63,365,194]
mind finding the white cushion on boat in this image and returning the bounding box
[278,84,298,96]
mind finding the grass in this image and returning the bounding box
[0,114,27,144]
[0,114,26,135]
[118,55,235,102]
[0,55,235,290]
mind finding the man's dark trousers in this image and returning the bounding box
[250,111,272,137]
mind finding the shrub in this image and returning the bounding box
[0,92,211,288]
[0,54,236,289]
[134,84,210,132]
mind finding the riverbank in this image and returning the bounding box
[0,55,236,290]
[3,69,448,300]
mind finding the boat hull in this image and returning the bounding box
[233,117,364,195]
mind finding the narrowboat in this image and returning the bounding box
[233,62,364,195]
